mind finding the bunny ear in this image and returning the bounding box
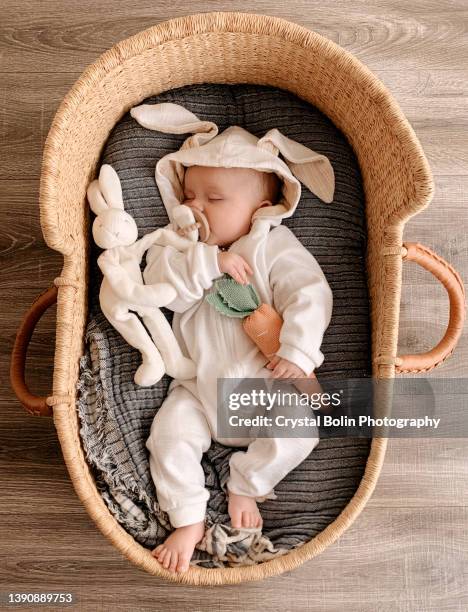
[87,179,110,215]
[257,129,335,203]
[99,164,124,210]
[130,102,218,149]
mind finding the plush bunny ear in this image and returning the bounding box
[99,164,124,210]
[130,102,218,149]
[87,180,109,215]
[87,164,124,215]
[257,129,335,203]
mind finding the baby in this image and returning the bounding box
[143,164,333,573]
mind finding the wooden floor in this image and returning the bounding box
[1,2,467,610]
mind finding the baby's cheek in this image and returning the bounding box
[216,207,240,229]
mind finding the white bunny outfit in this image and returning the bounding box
[129,103,334,528]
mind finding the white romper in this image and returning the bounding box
[144,216,333,528]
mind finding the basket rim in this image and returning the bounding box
[43,11,429,585]
[39,10,433,250]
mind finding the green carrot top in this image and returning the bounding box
[205,274,260,318]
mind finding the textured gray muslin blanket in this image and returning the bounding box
[76,83,372,568]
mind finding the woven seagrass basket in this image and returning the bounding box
[10,12,465,585]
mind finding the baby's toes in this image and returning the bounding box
[168,551,179,573]
[230,509,242,529]
[155,546,167,562]
[255,514,263,528]
[177,554,191,573]
[152,544,164,557]
[162,547,172,563]
[162,550,173,569]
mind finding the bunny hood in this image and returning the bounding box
[130,102,335,232]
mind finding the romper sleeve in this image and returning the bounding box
[143,241,223,313]
[266,225,333,376]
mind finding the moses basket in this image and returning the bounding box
[10,12,465,585]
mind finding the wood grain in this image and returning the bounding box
[0,507,466,610]
[1,1,467,610]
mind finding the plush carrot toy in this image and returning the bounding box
[205,275,283,360]
[205,275,328,407]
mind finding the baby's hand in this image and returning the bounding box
[266,356,306,379]
[217,252,253,285]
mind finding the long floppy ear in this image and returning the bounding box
[87,164,124,215]
[87,179,109,215]
[99,164,124,210]
[130,102,218,149]
[257,129,335,203]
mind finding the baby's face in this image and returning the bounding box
[182,166,273,247]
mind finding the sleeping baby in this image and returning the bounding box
[110,103,334,573]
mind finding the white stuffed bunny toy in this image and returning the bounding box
[87,164,199,386]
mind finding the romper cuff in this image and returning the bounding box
[275,344,323,377]
[204,244,223,281]
[168,501,208,528]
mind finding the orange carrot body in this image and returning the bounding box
[242,303,283,359]
[242,302,325,403]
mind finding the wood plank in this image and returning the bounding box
[0,79,75,179]
[1,2,467,73]
[0,508,466,610]
[368,439,468,507]
[377,69,468,96]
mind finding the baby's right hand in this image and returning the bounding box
[217,252,253,285]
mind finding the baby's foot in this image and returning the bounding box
[152,521,205,573]
[227,489,263,529]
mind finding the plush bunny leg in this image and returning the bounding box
[142,310,196,380]
[101,305,165,386]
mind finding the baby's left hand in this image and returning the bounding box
[266,356,306,379]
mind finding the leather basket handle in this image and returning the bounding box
[395,242,466,374]
[10,286,58,416]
